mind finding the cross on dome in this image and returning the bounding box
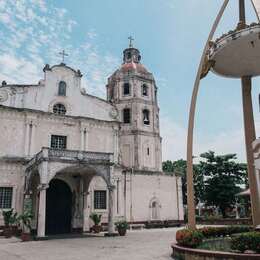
[58,50,69,64]
[128,36,134,48]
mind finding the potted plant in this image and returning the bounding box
[17,212,33,242]
[115,220,128,236]
[89,213,102,233]
[2,209,18,238]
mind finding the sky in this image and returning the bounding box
[0,0,260,162]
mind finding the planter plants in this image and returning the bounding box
[176,229,204,248]
[89,213,102,233]
[17,212,33,242]
[2,209,18,238]
[115,220,128,236]
[231,232,260,253]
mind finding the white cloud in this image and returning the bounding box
[0,0,120,98]
[87,30,97,39]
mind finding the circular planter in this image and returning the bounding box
[172,243,260,260]
[117,228,127,236]
[21,232,32,242]
[3,227,12,238]
[92,225,102,234]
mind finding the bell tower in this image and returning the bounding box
[107,40,162,172]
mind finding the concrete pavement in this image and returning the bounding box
[0,228,180,260]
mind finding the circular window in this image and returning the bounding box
[53,103,66,115]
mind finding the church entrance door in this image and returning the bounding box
[45,179,72,235]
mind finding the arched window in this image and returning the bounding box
[53,103,66,115]
[143,109,150,125]
[58,81,66,96]
[151,201,159,220]
[127,52,132,59]
[123,83,130,96]
[123,108,131,124]
[149,198,161,220]
[142,84,148,96]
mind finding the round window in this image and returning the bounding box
[53,103,66,115]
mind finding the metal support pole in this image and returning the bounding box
[186,0,230,230]
[239,0,246,23]
[241,76,260,227]
[250,0,260,22]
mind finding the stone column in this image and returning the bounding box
[113,128,119,164]
[37,184,48,237]
[24,122,30,156]
[80,128,85,151]
[108,186,115,234]
[83,192,90,232]
[241,76,260,226]
[30,123,36,156]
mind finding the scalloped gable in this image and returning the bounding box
[0,63,118,122]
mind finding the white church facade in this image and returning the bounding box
[0,44,183,237]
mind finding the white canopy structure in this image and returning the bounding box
[186,0,260,230]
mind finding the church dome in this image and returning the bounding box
[110,41,152,79]
[119,61,150,74]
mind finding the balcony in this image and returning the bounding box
[26,147,114,172]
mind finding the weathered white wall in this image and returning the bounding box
[0,108,117,158]
[124,174,184,221]
[0,163,24,225]
[87,173,184,223]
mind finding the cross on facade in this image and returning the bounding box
[128,36,134,48]
[59,50,69,63]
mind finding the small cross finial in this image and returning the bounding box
[58,50,69,63]
[128,36,134,48]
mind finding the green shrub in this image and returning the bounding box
[115,220,128,230]
[231,232,260,253]
[199,226,251,238]
[89,213,102,225]
[176,226,252,249]
[2,209,18,227]
[176,229,204,248]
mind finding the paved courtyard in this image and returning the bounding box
[0,228,179,260]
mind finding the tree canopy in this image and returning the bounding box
[200,151,247,217]
[163,151,248,218]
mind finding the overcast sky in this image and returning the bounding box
[0,0,260,162]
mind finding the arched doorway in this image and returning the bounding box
[45,179,72,235]
[151,201,159,220]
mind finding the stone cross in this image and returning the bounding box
[128,36,134,48]
[59,50,69,63]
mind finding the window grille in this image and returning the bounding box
[51,135,67,149]
[94,190,107,210]
[0,187,13,209]
[53,103,66,115]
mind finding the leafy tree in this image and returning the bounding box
[199,151,247,218]
[163,159,204,205]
